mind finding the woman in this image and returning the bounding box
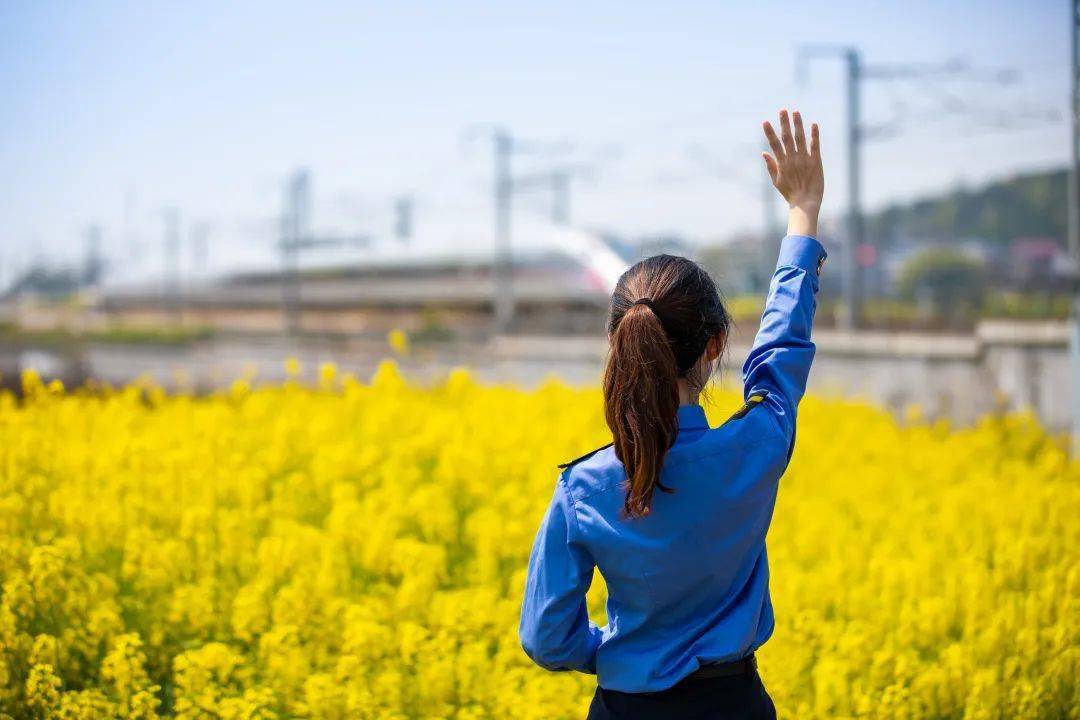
[519,109,826,720]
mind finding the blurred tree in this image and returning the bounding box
[897,247,986,325]
[869,169,1066,246]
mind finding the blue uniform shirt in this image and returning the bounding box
[519,234,826,693]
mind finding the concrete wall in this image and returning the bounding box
[493,320,1075,430]
[1,320,1075,431]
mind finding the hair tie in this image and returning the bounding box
[632,298,655,311]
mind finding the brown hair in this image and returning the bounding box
[603,255,730,518]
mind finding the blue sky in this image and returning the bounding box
[0,0,1069,280]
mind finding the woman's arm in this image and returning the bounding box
[519,479,602,674]
[742,110,827,457]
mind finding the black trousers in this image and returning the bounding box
[586,670,776,720]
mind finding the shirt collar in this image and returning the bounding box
[676,404,709,431]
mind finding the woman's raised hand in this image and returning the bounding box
[762,109,824,237]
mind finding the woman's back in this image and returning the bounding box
[520,109,827,717]
[559,399,788,691]
[520,232,825,694]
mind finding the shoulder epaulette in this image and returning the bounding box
[557,442,613,470]
[724,391,769,424]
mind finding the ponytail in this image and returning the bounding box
[603,255,731,519]
[604,302,680,518]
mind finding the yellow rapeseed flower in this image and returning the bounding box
[0,363,1076,718]
[388,329,410,356]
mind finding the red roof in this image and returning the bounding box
[1010,238,1062,261]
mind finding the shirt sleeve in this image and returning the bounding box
[519,478,602,674]
[741,234,826,457]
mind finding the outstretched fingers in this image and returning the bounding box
[761,108,824,212]
[779,109,796,155]
[763,121,784,160]
[793,111,807,154]
[761,152,779,184]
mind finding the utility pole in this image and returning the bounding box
[547,166,596,226]
[845,50,864,331]
[492,130,514,332]
[277,169,370,335]
[550,170,571,226]
[1068,0,1080,452]
[162,208,181,324]
[464,125,575,331]
[514,164,592,227]
[124,187,139,260]
[190,222,210,275]
[798,47,864,329]
[394,196,413,241]
[799,47,1015,330]
[280,170,310,334]
[82,225,104,287]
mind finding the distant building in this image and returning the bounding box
[1009,237,1067,287]
[5,265,83,300]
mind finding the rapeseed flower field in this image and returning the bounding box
[0,361,1077,719]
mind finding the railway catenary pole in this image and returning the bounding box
[1068,0,1080,452]
[163,208,182,325]
[276,169,370,334]
[798,47,863,330]
[492,130,515,333]
[798,47,1017,330]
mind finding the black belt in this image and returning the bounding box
[628,655,758,698]
[686,653,757,681]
